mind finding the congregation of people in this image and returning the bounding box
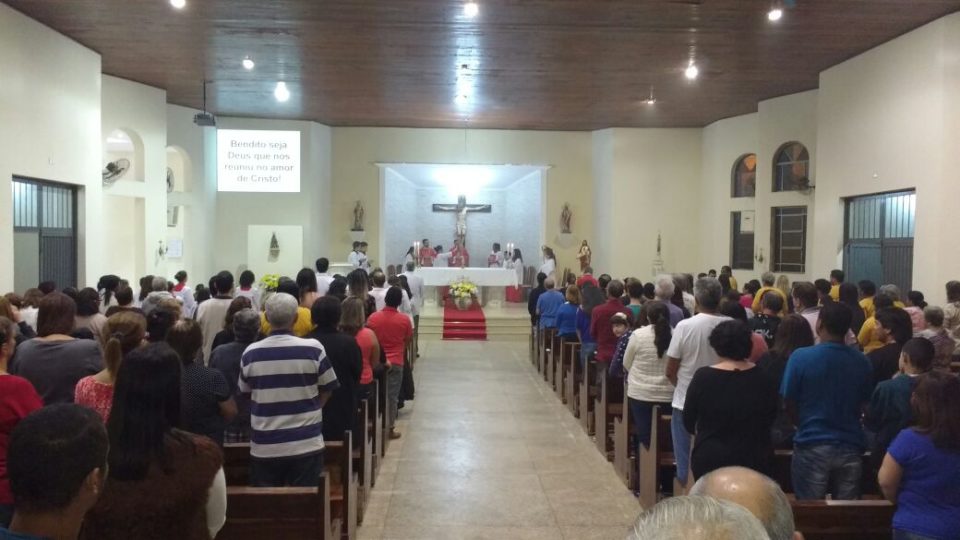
[0,257,418,539]
[531,265,960,540]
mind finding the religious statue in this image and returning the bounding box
[560,204,572,234]
[352,201,365,231]
[432,195,492,243]
[269,232,280,260]
[577,240,591,271]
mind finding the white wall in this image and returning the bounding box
[166,104,217,287]
[213,118,332,279]
[813,14,960,302]
[100,75,169,284]
[0,3,102,291]
[382,169,418,268]
[504,171,543,271]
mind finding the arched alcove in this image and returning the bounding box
[165,145,192,193]
[103,128,145,184]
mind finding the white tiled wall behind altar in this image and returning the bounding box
[382,170,541,271]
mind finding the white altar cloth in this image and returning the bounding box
[414,267,518,287]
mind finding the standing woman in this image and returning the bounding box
[340,298,381,401]
[506,248,525,303]
[74,311,146,422]
[0,297,34,347]
[10,292,102,404]
[403,245,416,267]
[97,275,122,314]
[347,269,377,319]
[622,302,675,449]
[576,240,591,272]
[683,320,778,479]
[80,342,226,540]
[297,268,320,310]
[539,246,557,280]
[755,314,814,448]
[0,317,43,528]
[775,274,794,314]
[74,287,109,342]
[839,282,867,336]
[878,371,960,540]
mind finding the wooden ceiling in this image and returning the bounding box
[5,0,959,130]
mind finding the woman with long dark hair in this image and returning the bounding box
[756,314,814,448]
[623,301,675,449]
[346,268,377,319]
[878,371,960,540]
[838,282,866,335]
[80,343,225,540]
[296,267,320,309]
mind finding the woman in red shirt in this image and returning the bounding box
[74,311,146,422]
[340,297,381,399]
[0,316,43,527]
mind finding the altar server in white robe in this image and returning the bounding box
[539,246,557,280]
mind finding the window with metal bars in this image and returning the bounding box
[771,206,807,273]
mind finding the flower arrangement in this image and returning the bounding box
[450,278,478,300]
[259,273,281,292]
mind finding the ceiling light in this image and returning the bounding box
[463,2,479,18]
[644,86,657,106]
[768,7,783,21]
[169,0,186,9]
[242,56,255,70]
[454,94,469,106]
[274,81,290,102]
[684,63,699,80]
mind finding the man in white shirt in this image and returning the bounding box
[314,257,335,297]
[369,271,389,311]
[400,262,424,355]
[665,277,730,491]
[196,271,236,364]
[347,242,363,268]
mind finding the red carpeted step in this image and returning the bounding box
[442,298,487,341]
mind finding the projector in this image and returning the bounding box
[193,111,217,127]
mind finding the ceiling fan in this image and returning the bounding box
[102,159,130,186]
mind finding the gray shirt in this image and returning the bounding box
[11,338,103,404]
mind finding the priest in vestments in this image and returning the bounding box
[450,239,470,267]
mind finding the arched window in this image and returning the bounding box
[773,142,810,192]
[731,153,756,198]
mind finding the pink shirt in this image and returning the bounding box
[0,375,43,505]
[74,376,115,422]
[367,307,413,366]
[355,328,377,385]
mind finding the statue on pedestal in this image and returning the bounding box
[560,204,573,234]
[352,201,365,231]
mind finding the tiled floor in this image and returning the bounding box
[358,340,640,540]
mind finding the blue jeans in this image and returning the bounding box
[893,530,939,540]
[629,398,670,449]
[791,443,863,500]
[250,451,324,487]
[580,342,597,369]
[671,407,692,485]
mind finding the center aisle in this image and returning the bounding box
[358,340,640,539]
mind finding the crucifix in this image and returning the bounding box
[432,195,492,243]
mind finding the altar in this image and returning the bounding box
[414,267,518,307]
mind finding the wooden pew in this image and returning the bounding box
[352,399,373,522]
[638,406,676,509]
[563,341,581,414]
[791,500,894,540]
[578,359,597,434]
[594,368,624,459]
[548,331,562,391]
[223,432,359,540]
[612,379,636,490]
[219,472,339,540]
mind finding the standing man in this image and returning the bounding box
[358,242,371,272]
[347,242,362,268]
[314,258,335,297]
[781,302,872,500]
[528,272,548,326]
[535,278,565,331]
[794,281,857,345]
[418,239,436,267]
[590,280,632,366]
[238,293,339,486]
[197,271,235,363]
[665,277,730,491]
[366,287,413,440]
[401,262,424,355]
[828,269,844,302]
[450,238,470,267]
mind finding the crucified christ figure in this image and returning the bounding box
[432,195,492,243]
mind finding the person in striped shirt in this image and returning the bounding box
[238,292,339,487]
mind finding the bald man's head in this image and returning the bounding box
[690,467,801,540]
